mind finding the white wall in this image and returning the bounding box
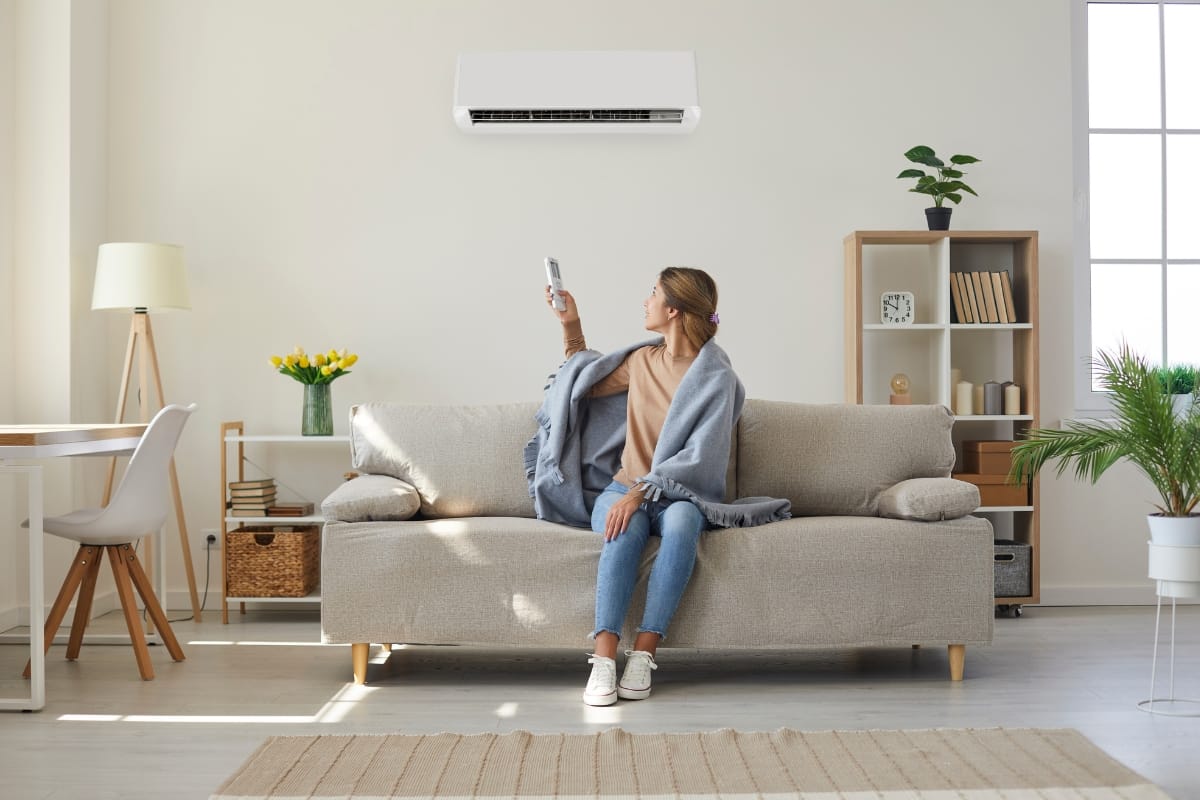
[12,0,1150,616]
[0,0,17,625]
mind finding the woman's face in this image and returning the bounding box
[643,279,673,332]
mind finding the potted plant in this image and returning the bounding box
[896,145,980,230]
[1008,343,1200,549]
[1153,363,1199,418]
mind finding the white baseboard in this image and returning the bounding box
[1,590,120,628]
[1036,584,1199,606]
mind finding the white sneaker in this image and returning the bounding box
[617,650,657,700]
[583,655,617,706]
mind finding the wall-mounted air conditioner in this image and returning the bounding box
[453,51,700,134]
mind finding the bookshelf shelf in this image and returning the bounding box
[219,421,350,622]
[845,230,1040,607]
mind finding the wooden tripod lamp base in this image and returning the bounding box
[92,243,201,622]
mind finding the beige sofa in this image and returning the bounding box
[320,400,994,684]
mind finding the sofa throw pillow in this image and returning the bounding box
[320,474,421,523]
[350,402,538,519]
[877,477,980,522]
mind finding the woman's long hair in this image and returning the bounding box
[659,267,719,350]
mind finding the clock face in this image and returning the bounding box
[881,291,915,325]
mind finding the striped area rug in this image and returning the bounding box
[211,727,1170,799]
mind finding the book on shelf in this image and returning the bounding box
[990,272,1011,323]
[949,272,967,323]
[228,478,275,490]
[230,500,273,510]
[229,486,277,498]
[959,272,980,323]
[976,271,999,323]
[999,269,1018,323]
[267,502,315,516]
[230,495,277,507]
[230,508,274,517]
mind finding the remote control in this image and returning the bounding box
[545,257,566,312]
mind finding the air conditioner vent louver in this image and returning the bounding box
[469,108,687,125]
[454,52,700,134]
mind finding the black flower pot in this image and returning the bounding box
[925,207,953,231]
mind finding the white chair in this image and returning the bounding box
[23,403,196,681]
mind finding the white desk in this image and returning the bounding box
[0,423,146,712]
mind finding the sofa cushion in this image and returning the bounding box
[350,402,538,518]
[320,474,421,523]
[877,478,980,522]
[735,400,956,516]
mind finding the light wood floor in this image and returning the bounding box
[1,605,1198,800]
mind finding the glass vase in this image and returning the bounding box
[301,383,333,436]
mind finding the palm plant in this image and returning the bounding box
[1008,343,1200,517]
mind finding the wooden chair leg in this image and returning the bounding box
[352,643,369,684]
[66,547,105,661]
[948,644,965,681]
[121,543,185,662]
[107,545,155,680]
[23,545,95,678]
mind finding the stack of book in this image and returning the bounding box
[228,478,277,517]
[950,269,1018,324]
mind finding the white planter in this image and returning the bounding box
[1170,393,1194,419]
[1147,513,1200,546]
[1146,515,1200,598]
[1147,541,1200,598]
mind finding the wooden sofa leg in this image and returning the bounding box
[352,643,369,684]
[948,644,965,681]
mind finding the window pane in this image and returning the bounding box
[1089,134,1162,259]
[1167,134,1200,259]
[1089,3,1161,129]
[1092,263,1162,390]
[1165,4,1200,129]
[1167,264,1200,365]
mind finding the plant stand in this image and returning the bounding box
[1138,542,1200,716]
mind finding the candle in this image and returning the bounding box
[956,381,974,416]
[973,384,985,416]
[950,368,961,412]
[1005,383,1021,415]
[983,381,1002,415]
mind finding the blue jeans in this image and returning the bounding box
[590,480,707,641]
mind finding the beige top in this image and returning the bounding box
[564,320,696,488]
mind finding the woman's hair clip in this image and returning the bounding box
[709,312,720,324]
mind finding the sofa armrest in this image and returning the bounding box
[877,477,980,522]
[321,474,421,523]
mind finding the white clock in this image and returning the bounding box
[880,291,915,325]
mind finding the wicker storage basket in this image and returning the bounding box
[226,525,319,597]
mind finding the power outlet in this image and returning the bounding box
[200,529,219,551]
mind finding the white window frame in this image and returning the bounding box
[1072,0,1200,413]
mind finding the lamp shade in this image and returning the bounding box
[92,242,191,311]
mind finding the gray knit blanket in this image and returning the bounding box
[524,338,791,529]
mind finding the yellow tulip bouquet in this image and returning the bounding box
[269,346,359,385]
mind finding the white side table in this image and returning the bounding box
[1138,541,1200,716]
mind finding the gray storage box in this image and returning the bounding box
[994,539,1031,597]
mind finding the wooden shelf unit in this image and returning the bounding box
[218,421,350,622]
[844,230,1040,606]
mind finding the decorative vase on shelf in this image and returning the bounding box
[301,383,333,436]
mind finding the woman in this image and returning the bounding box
[538,268,785,706]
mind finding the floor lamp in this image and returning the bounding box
[92,242,202,622]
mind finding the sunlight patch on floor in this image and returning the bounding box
[56,683,377,724]
[186,640,329,647]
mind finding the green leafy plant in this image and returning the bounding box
[897,145,981,207]
[1153,363,1199,395]
[1008,343,1200,517]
